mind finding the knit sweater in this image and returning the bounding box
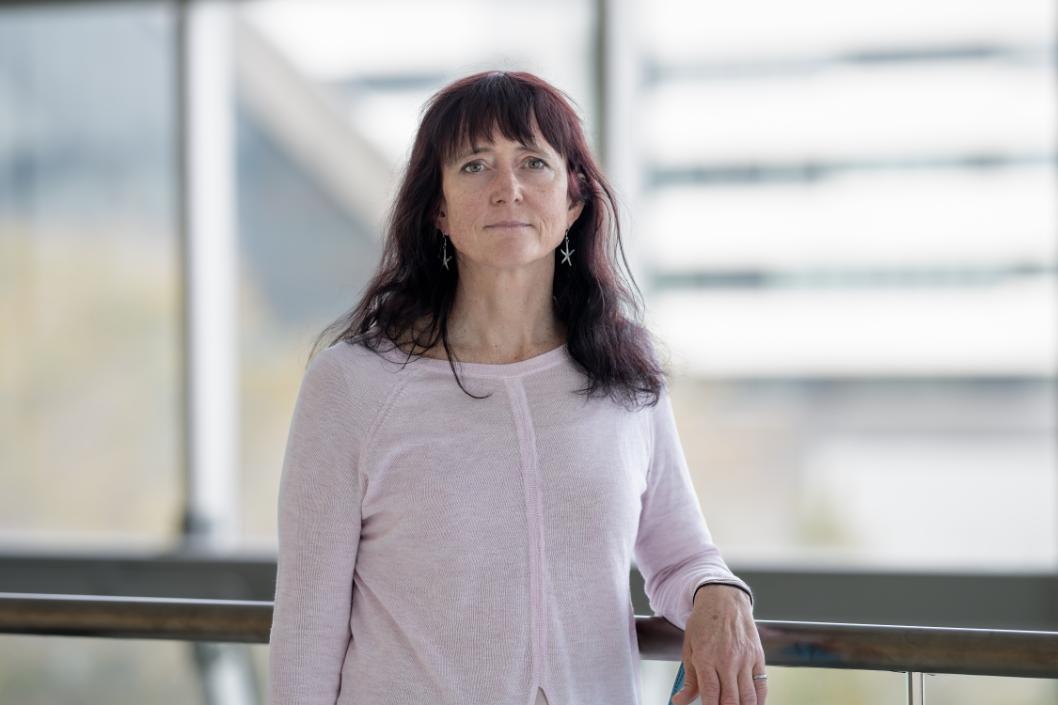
[269,337,752,705]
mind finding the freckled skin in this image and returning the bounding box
[434,125,584,273]
[421,118,586,364]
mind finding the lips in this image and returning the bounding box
[486,221,531,228]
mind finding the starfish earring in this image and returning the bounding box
[559,228,574,267]
[440,232,452,270]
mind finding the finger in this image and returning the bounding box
[751,664,769,705]
[738,668,758,705]
[672,661,698,705]
[719,668,741,705]
[697,667,722,705]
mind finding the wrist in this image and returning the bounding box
[693,583,752,609]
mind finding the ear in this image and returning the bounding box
[567,196,585,230]
[435,200,448,234]
[567,172,587,229]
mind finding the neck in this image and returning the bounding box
[445,263,565,361]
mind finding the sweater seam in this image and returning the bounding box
[644,386,662,491]
[332,344,426,495]
[356,370,424,484]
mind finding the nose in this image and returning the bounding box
[490,163,523,204]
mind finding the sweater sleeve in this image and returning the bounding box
[632,384,753,632]
[270,346,364,705]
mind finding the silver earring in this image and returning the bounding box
[440,232,452,270]
[559,228,574,267]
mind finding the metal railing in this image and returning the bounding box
[3,592,1057,681]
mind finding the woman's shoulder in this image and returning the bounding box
[296,336,423,430]
[313,334,416,380]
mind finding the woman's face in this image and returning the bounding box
[434,123,584,273]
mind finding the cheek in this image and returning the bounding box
[549,190,571,220]
[451,195,483,223]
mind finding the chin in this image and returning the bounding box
[484,249,550,270]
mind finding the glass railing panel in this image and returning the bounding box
[922,672,1058,705]
[0,635,200,705]
[643,662,1058,705]
[641,661,908,705]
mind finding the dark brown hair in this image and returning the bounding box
[312,70,666,409]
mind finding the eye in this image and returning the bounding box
[460,161,484,174]
[526,157,548,169]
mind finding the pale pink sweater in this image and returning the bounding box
[269,338,752,705]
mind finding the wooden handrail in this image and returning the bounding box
[1,592,1056,679]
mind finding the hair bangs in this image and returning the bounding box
[434,74,571,168]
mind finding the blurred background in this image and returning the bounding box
[0,0,1055,703]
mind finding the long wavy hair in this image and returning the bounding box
[312,70,666,409]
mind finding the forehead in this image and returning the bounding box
[457,133,552,155]
[445,119,560,163]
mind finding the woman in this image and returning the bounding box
[270,70,766,705]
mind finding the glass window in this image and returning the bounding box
[641,0,1058,571]
[0,3,180,546]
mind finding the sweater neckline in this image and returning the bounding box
[380,338,571,378]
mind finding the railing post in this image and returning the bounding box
[906,671,925,705]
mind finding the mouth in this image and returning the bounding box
[485,221,531,229]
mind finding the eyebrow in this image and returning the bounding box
[453,140,545,162]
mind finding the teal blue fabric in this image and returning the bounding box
[668,663,686,705]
